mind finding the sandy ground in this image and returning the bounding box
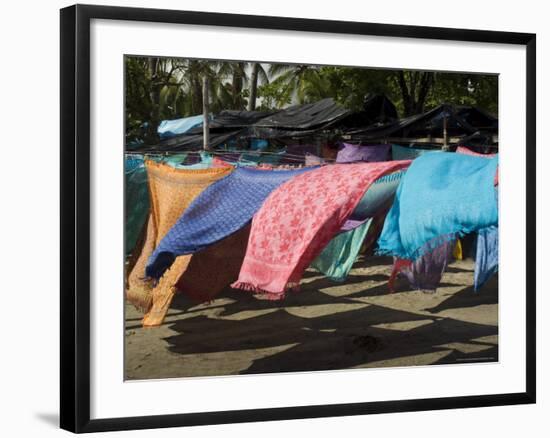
[125,256,498,380]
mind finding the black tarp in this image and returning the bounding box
[252,98,350,130]
[136,130,243,152]
[344,103,497,143]
[185,110,277,134]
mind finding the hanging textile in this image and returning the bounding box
[143,224,252,327]
[146,166,314,279]
[211,156,235,168]
[231,160,411,298]
[341,170,406,231]
[125,158,149,255]
[474,226,499,290]
[174,152,213,169]
[312,170,407,281]
[305,153,325,166]
[391,144,440,160]
[311,218,372,282]
[336,143,391,163]
[126,161,232,311]
[388,239,456,292]
[377,152,499,261]
[456,146,499,186]
[453,239,463,260]
[125,154,144,173]
[456,146,496,158]
[161,153,187,166]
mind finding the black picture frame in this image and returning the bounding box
[60,4,536,433]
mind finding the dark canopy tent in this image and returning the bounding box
[137,130,243,152]
[252,98,350,130]
[185,110,277,134]
[343,103,498,147]
[127,98,497,153]
[241,96,398,143]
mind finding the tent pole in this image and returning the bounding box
[202,77,210,151]
[442,114,450,151]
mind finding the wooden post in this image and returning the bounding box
[202,77,210,151]
[442,114,449,151]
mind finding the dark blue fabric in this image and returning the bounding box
[474,226,498,290]
[145,166,314,279]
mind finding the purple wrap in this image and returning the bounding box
[336,143,391,163]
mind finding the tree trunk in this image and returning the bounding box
[396,70,434,117]
[202,77,210,150]
[144,57,161,145]
[231,63,244,109]
[247,62,260,111]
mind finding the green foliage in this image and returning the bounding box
[125,56,498,143]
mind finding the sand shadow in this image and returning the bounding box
[424,275,498,314]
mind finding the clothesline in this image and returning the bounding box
[125,149,338,163]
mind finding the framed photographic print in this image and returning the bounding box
[60,4,536,433]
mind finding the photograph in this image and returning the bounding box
[124,56,499,380]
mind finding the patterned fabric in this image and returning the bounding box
[175,152,213,169]
[474,226,498,290]
[456,146,496,158]
[389,239,455,292]
[341,170,406,231]
[391,144,440,160]
[313,170,408,281]
[125,154,144,172]
[232,161,411,298]
[336,143,391,163]
[145,166,314,279]
[305,153,325,166]
[211,156,235,168]
[377,152,499,261]
[143,225,252,327]
[311,218,372,281]
[126,161,231,311]
[161,153,187,166]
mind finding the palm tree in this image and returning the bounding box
[247,63,269,111]
[267,64,324,106]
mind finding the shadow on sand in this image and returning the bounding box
[154,269,498,376]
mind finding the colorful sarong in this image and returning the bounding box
[143,225,251,326]
[342,170,406,231]
[176,152,213,169]
[311,218,372,281]
[389,239,455,292]
[313,170,408,281]
[377,152,499,261]
[474,226,498,290]
[126,161,231,312]
[161,153,188,166]
[232,161,411,298]
[125,158,149,255]
[337,143,390,163]
[456,146,496,158]
[145,166,314,279]
[305,153,325,166]
[391,144,440,160]
[457,146,499,185]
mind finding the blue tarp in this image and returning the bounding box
[157,115,205,139]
